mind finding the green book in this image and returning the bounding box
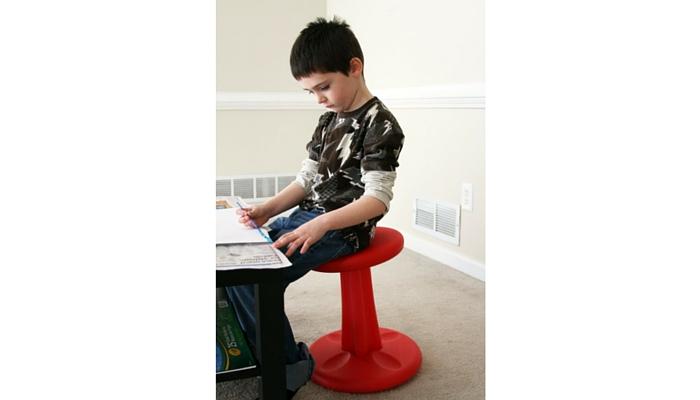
[216,288,256,373]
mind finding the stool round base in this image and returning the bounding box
[310,327,422,393]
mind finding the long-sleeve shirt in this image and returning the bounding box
[293,97,404,250]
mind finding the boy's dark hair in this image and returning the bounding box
[290,17,364,80]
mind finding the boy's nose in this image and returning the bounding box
[316,94,326,104]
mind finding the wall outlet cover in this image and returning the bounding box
[461,183,473,211]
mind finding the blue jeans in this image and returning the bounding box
[225,208,355,391]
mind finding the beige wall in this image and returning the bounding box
[381,108,485,263]
[327,0,484,87]
[216,109,323,176]
[217,0,485,266]
[217,0,326,92]
[328,0,485,265]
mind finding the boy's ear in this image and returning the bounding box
[349,57,363,77]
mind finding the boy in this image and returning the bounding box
[226,17,404,398]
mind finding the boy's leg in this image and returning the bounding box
[224,283,298,364]
[225,284,314,394]
[225,208,356,392]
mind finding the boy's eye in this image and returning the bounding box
[304,84,329,95]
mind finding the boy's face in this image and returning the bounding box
[298,59,365,113]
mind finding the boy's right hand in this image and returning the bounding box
[237,203,271,228]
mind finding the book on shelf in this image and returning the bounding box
[216,288,256,374]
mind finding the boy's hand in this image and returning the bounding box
[273,217,330,257]
[237,204,271,228]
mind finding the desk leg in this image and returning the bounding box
[255,279,286,400]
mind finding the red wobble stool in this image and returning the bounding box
[310,227,422,393]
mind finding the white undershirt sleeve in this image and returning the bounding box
[294,158,319,194]
[361,170,397,212]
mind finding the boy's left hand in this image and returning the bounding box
[272,217,330,257]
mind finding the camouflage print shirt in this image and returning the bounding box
[297,97,404,250]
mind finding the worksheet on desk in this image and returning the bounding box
[215,196,290,269]
[216,243,291,270]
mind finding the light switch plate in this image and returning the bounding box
[461,183,473,211]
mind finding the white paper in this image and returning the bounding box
[216,207,270,244]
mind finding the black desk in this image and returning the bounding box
[217,267,287,400]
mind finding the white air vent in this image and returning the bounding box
[436,203,458,237]
[415,199,435,229]
[233,178,254,199]
[256,177,276,198]
[217,173,297,202]
[413,198,460,245]
[216,179,232,197]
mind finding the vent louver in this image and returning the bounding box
[233,178,254,199]
[414,199,435,230]
[216,173,297,202]
[413,198,460,245]
[436,203,458,237]
[256,177,276,198]
[216,179,232,197]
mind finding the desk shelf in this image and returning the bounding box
[216,365,260,382]
[216,260,288,398]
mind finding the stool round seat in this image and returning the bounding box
[315,227,404,273]
[310,227,422,393]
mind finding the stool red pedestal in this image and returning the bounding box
[310,227,422,393]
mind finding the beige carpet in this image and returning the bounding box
[217,248,485,400]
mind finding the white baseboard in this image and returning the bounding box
[401,232,485,282]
